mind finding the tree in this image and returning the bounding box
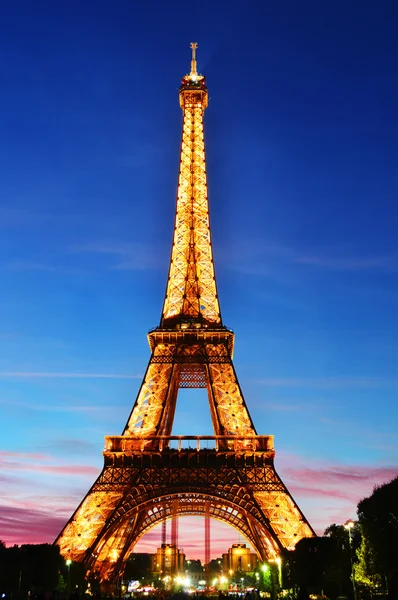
[357,476,398,598]
[0,543,64,597]
[324,522,361,598]
[207,558,223,577]
[21,544,63,593]
[124,553,152,581]
[355,534,382,593]
[251,564,273,594]
[0,541,7,594]
[184,559,202,572]
[291,536,345,599]
[324,523,360,555]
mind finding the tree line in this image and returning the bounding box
[281,475,398,600]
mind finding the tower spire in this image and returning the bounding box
[190,41,198,76]
[161,41,220,328]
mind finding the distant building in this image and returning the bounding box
[151,544,185,574]
[222,544,258,573]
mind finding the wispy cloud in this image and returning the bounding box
[0,450,99,477]
[0,207,49,229]
[296,254,398,271]
[0,397,125,415]
[1,461,99,476]
[4,261,86,275]
[278,452,398,509]
[2,448,397,553]
[254,376,398,389]
[226,239,398,275]
[0,371,141,379]
[317,416,398,439]
[71,241,164,270]
[0,505,67,546]
[38,439,97,454]
[288,484,356,501]
[285,464,398,486]
[257,401,321,412]
[0,450,49,460]
[0,504,246,555]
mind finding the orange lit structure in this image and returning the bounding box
[222,543,258,573]
[151,544,185,575]
[55,43,314,582]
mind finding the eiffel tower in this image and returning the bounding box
[56,43,314,581]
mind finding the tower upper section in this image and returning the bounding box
[161,43,222,329]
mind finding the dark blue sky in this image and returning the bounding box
[1,0,397,556]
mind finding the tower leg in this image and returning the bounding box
[171,499,179,573]
[161,510,167,574]
[205,501,210,581]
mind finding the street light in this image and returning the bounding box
[66,559,72,596]
[276,557,282,588]
[344,520,357,600]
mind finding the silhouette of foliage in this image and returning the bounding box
[0,543,63,596]
[357,476,398,598]
[290,536,351,599]
[124,552,152,580]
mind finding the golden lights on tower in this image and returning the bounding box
[55,44,314,582]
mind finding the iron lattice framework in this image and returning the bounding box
[55,44,314,581]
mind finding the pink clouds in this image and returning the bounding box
[0,455,97,547]
[0,450,49,460]
[1,444,397,558]
[285,464,398,487]
[0,502,244,561]
[0,447,101,545]
[275,452,398,535]
[0,505,67,546]
[280,458,398,499]
[2,463,99,476]
[0,449,99,476]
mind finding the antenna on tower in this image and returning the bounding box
[190,42,198,76]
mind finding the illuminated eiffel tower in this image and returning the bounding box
[56,44,314,581]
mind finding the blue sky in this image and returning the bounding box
[1,0,398,559]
